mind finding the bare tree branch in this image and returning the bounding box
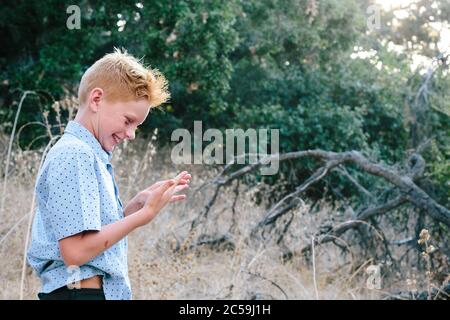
[193,149,450,254]
[301,196,409,254]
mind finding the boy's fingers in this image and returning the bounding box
[175,171,190,181]
[179,178,190,185]
[170,195,186,202]
[164,178,188,197]
[174,171,187,179]
[145,172,190,192]
[173,184,189,193]
[172,175,184,186]
[147,180,165,190]
[159,179,175,192]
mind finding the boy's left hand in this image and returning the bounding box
[123,171,191,217]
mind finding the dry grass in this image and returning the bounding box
[0,136,412,300]
[0,94,444,299]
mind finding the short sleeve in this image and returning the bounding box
[45,151,102,241]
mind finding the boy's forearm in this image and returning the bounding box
[63,210,146,266]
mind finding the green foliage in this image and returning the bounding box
[1,0,449,206]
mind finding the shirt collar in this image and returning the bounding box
[64,120,113,165]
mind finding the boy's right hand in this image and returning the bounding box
[135,171,189,226]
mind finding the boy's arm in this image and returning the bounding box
[59,210,144,266]
[59,178,185,266]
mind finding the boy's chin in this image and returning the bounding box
[102,142,115,152]
[100,136,119,152]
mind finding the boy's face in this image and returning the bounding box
[96,98,150,152]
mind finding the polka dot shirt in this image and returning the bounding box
[27,120,132,300]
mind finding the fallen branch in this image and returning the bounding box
[214,150,449,227]
[191,149,450,264]
[301,196,408,254]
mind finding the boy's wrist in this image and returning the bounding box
[131,207,156,228]
[123,203,135,217]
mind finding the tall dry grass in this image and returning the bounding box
[0,145,372,299]
[0,93,444,300]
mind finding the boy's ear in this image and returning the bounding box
[88,88,104,113]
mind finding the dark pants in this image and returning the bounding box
[38,286,106,300]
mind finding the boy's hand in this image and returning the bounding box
[124,171,191,218]
[135,171,190,226]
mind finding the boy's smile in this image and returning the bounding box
[97,98,151,152]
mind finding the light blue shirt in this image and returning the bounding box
[27,120,131,300]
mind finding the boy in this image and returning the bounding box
[27,49,191,300]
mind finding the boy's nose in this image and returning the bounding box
[125,129,135,140]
